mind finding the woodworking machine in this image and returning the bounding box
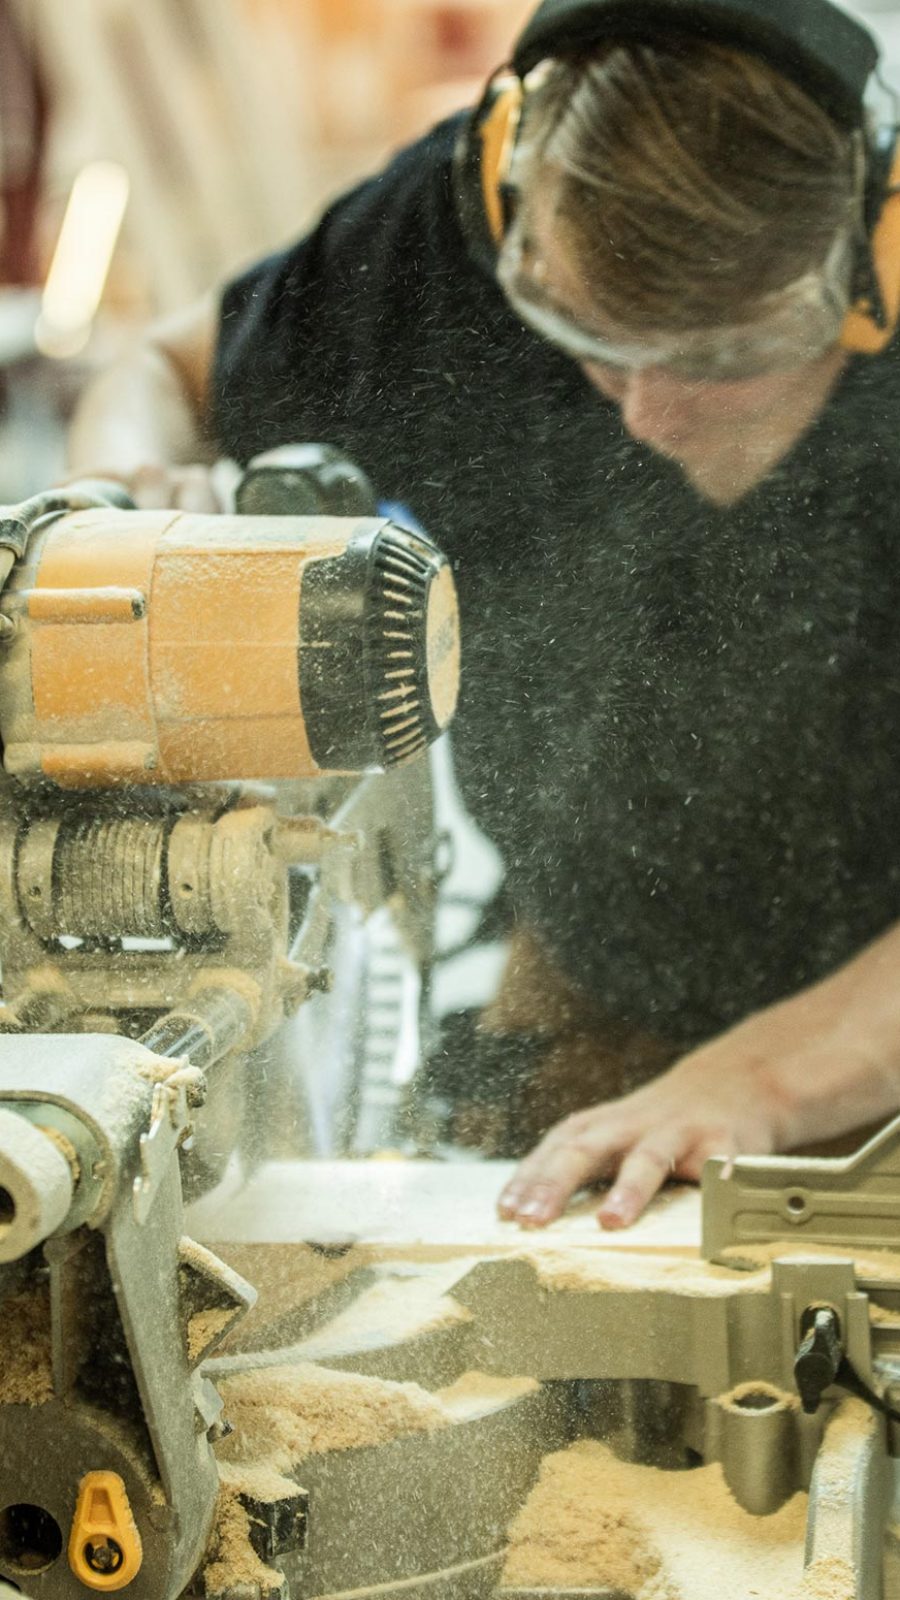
[0,458,459,1600]
[4,462,900,1600]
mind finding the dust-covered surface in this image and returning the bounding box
[501,1439,808,1599]
[205,1363,449,1594]
[719,1240,900,1283]
[203,1469,294,1598]
[529,1246,769,1297]
[0,1283,52,1404]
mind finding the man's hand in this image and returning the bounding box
[498,929,900,1230]
[60,462,232,513]
[497,1045,782,1229]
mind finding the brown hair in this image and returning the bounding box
[515,37,863,330]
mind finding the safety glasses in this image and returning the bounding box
[497,219,855,382]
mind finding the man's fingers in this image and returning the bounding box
[129,464,224,512]
[597,1134,685,1230]
[498,1124,621,1227]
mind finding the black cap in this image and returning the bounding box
[512,0,879,128]
[299,521,460,772]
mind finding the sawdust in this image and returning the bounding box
[216,1360,448,1475]
[776,1403,874,1598]
[188,1308,235,1363]
[437,1371,538,1416]
[530,1247,769,1298]
[205,1456,304,1596]
[501,1439,808,1600]
[206,1361,459,1593]
[295,1270,470,1358]
[718,1379,799,1414]
[719,1239,900,1283]
[784,1555,856,1599]
[822,1396,876,1444]
[867,1300,900,1325]
[0,1284,52,1404]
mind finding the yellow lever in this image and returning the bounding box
[68,1472,143,1591]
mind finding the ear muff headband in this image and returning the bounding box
[455,0,900,360]
[478,77,523,249]
[513,0,878,129]
[842,139,900,355]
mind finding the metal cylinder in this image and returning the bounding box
[15,814,236,943]
[17,816,168,941]
[140,987,254,1071]
[706,1383,799,1515]
[0,1109,74,1263]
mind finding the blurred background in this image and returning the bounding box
[0,0,536,493]
[0,0,897,495]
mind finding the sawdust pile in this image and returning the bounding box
[785,1556,856,1600]
[216,1360,448,1475]
[204,1361,452,1596]
[202,1485,282,1598]
[0,1284,52,1404]
[502,1439,808,1600]
[188,1308,236,1364]
[203,1460,308,1597]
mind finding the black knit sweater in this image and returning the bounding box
[213,114,900,1048]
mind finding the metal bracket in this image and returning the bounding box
[701,1111,900,1268]
[133,1067,204,1225]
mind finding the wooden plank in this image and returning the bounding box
[188,1158,701,1256]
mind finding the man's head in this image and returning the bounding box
[496,35,865,501]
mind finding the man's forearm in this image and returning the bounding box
[67,342,209,477]
[500,915,900,1230]
[755,916,900,1144]
[67,296,216,481]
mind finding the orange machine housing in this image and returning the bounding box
[0,507,459,787]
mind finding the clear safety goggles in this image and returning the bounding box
[496,218,856,381]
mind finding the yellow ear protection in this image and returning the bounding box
[453,0,900,358]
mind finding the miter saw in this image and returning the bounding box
[0,452,460,1600]
[5,456,900,1600]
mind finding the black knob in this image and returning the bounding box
[794,1306,842,1414]
[236,443,377,519]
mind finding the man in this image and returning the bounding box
[67,0,900,1232]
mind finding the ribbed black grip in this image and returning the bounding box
[300,521,459,771]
